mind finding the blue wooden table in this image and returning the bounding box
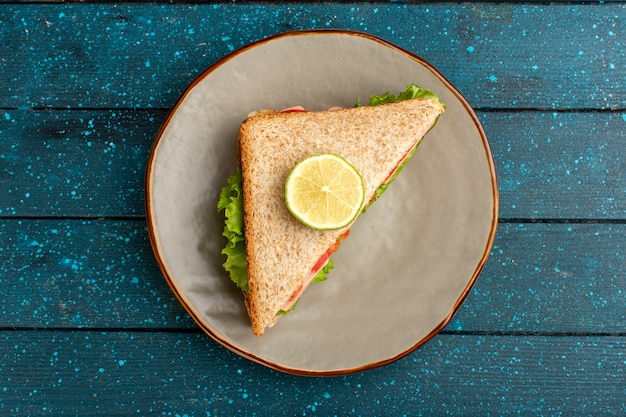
[2,1,625,415]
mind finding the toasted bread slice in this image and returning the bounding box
[239,98,445,335]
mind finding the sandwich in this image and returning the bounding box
[218,84,445,336]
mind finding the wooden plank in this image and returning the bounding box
[2,219,625,334]
[451,222,626,334]
[11,0,626,3]
[0,331,623,415]
[0,109,164,218]
[3,109,625,219]
[482,111,626,220]
[0,219,195,329]
[0,4,625,110]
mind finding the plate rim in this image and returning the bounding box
[145,29,499,376]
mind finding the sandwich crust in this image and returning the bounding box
[238,98,445,335]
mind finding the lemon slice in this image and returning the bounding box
[285,153,365,230]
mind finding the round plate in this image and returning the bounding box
[145,30,498,376]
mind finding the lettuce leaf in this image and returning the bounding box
[217,169,248,292]
[357,83,444,107]
[311,260,335,284]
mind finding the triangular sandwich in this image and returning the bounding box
[218,85,445,336]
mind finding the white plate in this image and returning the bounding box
[146,30,498,376]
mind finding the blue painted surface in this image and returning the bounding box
[1,332,624,416]
[0,4,625,110]
[1,2,625,415]
[0,110,161,217]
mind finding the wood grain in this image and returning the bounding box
[0,4,624,110]
[1,109,163,218]
[0,331,623,415]
[0,219,193,329]
[483,111,626,220]
[2,220,624,334]
[452,222,626,334]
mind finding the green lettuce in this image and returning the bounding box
[217,169,248,292]
[357,83,444,107]
[310,259,335,284]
